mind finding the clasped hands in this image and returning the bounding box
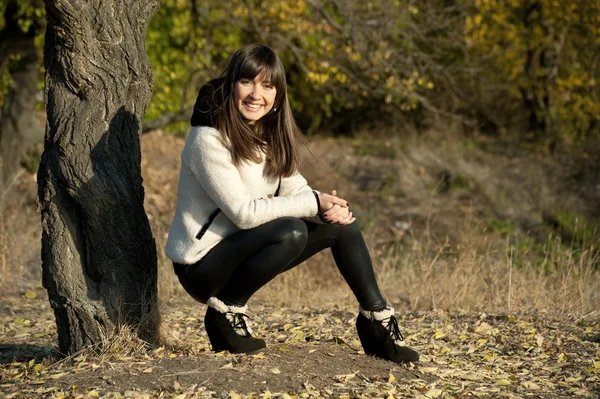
[318,190,355,225]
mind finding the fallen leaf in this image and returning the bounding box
[425,388,442,398]
[24,291,37,299]
[270,367,281,374]
[388,372,396,383]
[523,381,540,390]
[420,367,439,373]
[220,363,235,370]
[535,333,544,347]
[495,379,511,386]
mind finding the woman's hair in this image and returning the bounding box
[213,44,308,178]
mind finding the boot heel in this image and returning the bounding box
[204,298,267,355]
[356,306,419,364]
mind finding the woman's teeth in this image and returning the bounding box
[245,103,262,109]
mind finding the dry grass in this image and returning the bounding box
[2,127,598,320]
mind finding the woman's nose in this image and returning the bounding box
[250,85,264,98]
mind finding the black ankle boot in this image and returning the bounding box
[356,306,419,364]
[204,298,266,355]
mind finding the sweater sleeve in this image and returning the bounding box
[185,127,319,229]
[278,169,329,225]
[278,171,313,196]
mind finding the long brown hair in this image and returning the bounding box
[214,44,308,178]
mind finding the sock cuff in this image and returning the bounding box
[359,305,395,321]
[207,297,248,315]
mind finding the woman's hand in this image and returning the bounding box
[319,190,356,225]
[318,191,348,213]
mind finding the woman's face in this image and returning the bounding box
[233,73,277,124]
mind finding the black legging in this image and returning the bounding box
[174,217,387,311]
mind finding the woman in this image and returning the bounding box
[166,44,419,364]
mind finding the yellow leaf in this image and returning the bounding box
[523,381,540,390]
[229,391,241,399]
[420,367,439,373]
[87,391,100,397]
[308,349,317,353]
[270,368,281,374]
[24,291,37,299]
[388,372,396,383]
[50,372,68,379]
[220,363,234,370]
[425,388,442,398]
[142,367,153,373]
[495,379,511,386]
[173,394,187,399]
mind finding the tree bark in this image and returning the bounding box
[38,0,161,355]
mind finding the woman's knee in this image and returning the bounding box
[326,219,362,238]
[270,217,308,247]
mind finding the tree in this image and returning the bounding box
[38,0,161,355]
[465,0,600,144]
[0,0,45,199]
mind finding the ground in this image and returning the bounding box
[1,286,599,398]
[1,129,599,398]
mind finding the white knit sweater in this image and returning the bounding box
[166,126,320,264]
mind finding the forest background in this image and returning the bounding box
[1,0,599,315]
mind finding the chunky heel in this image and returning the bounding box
[356,306,419,364]
[204,298,266,354]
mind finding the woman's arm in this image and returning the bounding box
[279,173,354,225]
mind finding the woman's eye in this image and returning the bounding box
[240,79,252,85]
[264,83,274,89]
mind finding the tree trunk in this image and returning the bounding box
[0,0,44,199]
[38,0,161,355]
[521,0,555,144]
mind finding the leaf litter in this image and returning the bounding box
[0,292,598,398]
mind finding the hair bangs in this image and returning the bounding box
[236,47,286,91]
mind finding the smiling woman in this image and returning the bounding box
[165,44,419,364]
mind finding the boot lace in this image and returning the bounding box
[225,312,253,337]
[382,315,405,349]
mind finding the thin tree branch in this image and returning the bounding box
[142,107,193,133]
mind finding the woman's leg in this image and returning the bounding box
[175,217,308,354]
[282,220,419,364]
[284,220,387,311]
[175,217,308,306]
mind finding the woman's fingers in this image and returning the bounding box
[318,193,348,212]
[326,206,351,224]
[329,195,348,208]
[322,204,341,218]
